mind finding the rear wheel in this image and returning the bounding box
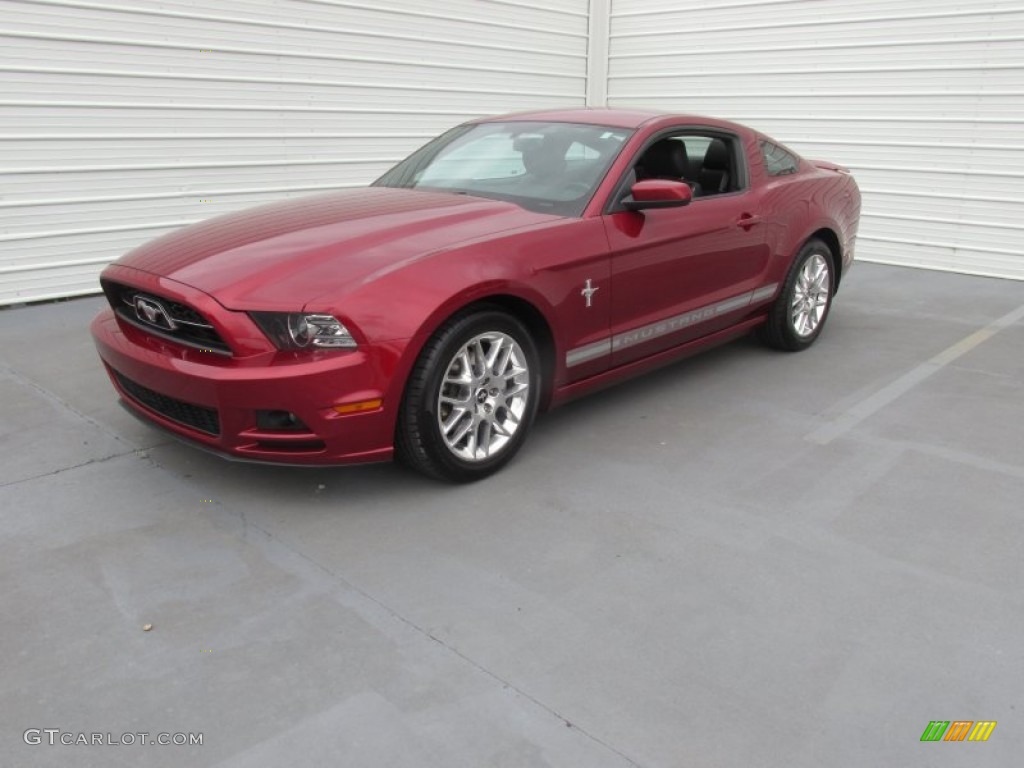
[396,309,540,482]
[760,238,835,351]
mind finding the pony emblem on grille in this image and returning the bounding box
[133,295,177,331]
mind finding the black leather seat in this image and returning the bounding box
[636,139,689,181]
[636,139,702,196]
[698,138,731,194]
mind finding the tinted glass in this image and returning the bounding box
[374,121,634,216]
[761,141,800,176]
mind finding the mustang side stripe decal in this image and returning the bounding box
[750,284,779,302]
[565,339,612,367]
[565,282,778,367]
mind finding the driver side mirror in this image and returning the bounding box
[623,179,693,211]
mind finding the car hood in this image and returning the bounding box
[115,188,559,311]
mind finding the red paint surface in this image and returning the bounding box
[92,109,860,464]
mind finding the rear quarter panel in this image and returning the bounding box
[751,140,860,288]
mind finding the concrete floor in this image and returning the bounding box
[1,262,1022,767]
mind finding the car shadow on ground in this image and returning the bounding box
[138,331,778,516]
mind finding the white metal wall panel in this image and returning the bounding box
[0,0,590,304]
[607,0,1024,280]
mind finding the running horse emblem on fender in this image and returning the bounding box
[581,279,599,308]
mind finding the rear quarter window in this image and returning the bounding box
[761,141,800,176]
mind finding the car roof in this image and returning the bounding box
[470,107,747,133]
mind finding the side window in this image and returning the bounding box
[680,136,712,177]
[612,131,745,209]
[637,135,740,191]
[761,141,800,176]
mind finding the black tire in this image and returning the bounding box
[760,238,835,351]
[396,309,541,482]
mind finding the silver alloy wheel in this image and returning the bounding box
[790,253,830,337]
[436,331,530,462]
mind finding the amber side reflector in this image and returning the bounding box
[333,399,382,414]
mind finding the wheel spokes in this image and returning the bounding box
[441,406,470,435]
[484,335,504,372]
[436,331,530,463]
[495,342,515,377]
[790,254,830,337]
[476,419,493,458]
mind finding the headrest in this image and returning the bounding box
[703,138,730,170]
[522,136,569,179]
[640,140,689,178]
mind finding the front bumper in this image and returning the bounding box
[91,295,404,466]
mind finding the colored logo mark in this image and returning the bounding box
[921,721,996,742]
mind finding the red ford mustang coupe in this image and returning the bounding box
[91,108,860,481]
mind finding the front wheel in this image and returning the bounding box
[760,238,835,351]
[396,309,540,482]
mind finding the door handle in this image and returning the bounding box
[735,213,762,230]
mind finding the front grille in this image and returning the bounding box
[101,279,232,355]
[114,371,221,436]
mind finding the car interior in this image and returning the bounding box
[520,135,572,182]
[697,138,733,193]
[633,135,739,198]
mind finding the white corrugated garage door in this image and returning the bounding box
[0,0,590,304]
[4,0,1022,304]
[607,0,1024,280]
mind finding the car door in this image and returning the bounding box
[602,132,771,367]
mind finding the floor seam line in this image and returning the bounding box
[1,363,137,447]
[203,498,645,768]
[0,449,141,489]
[805,301,1024,445]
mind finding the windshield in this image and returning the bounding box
[373,121,634,216]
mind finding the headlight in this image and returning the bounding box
[250,312,357,350]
